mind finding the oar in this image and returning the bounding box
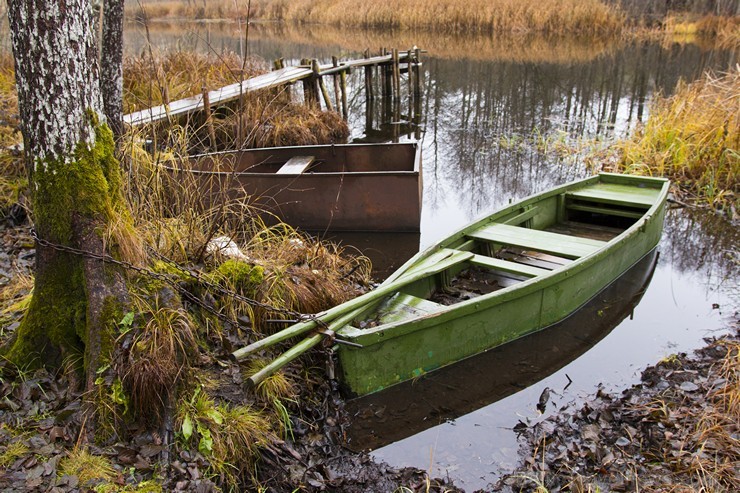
[246,304,366,388]
[232,248,472,362]
[243,249,475,387]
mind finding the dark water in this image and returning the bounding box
[123,22,739,489]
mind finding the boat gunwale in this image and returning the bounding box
[180,141,422,174]
[338,173,670,344]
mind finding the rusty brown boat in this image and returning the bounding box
[170,142,422,232]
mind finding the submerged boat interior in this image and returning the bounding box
[356,181,662,326]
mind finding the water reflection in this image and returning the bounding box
[415,42,736,242]
[345,248,659,451]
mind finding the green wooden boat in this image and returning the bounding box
[234,172,670,397]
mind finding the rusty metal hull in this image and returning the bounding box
[174,143,422,232]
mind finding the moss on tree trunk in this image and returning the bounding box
[3,120,129,386]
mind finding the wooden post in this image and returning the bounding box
[340,66,348,119]
[407,49,413,100]
[332,56,341,113]
[331,56,342,113]
[392,48,400,99]
[300,58,313,106]
[272,58,291,104]
[413,53,422,141]
[314,59,334,112]
[161,84,171,119]
[365,95,374,134]
[393,96,400,143]
[202,86,216,150]
[364,49,373,101]
[414,48,422,98]
[383,49,392,99]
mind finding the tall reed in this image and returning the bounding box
[129,0,626,37]
[615,68,739,210]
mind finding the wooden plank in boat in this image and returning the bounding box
[566,182,659,207]
[276,156,315,174]
[469,223,606,259]
[375,293,443,325]
[566,203,644,219]
[497,249,569,270]
[469,254,550,278]
[546,221,624,241]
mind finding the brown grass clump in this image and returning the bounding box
[125,0,242,21]
[121,296,197,425]
[612,68,739,211]
[241,224,371,330]
[689,340,740,491]
[0,54,26,217]
[181,93,350,152]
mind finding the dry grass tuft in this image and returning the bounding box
[0,439,29,468]
[176,385,275,489]
[663,14,740,48]
[123,50,266,114]
[240,224,371,332]
[58,448,117,487]
[0,271,33,309]
[613,68,739,211]
[122,296,197,425]
[246,357,295,401]
[689,340,740,491]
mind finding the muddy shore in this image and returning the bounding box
[1,221,737,492]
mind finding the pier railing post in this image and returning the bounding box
[364,49,373,101]
[202,86,216,150]
[392,48,400,100]
[314,59,334,112]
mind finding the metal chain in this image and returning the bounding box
[29,228,323,333]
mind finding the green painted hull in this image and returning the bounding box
[335,173,670,396]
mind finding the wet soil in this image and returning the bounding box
[493,321,740,493]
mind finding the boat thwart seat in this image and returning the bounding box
[276,155,315,174]
[565,182,659,219]
[469,254,551,277]
[468,223,606,259]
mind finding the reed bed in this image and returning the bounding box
[661,14,740,48]
[129,0,625,37]
[257,22,618,64]
[613,68,739,211]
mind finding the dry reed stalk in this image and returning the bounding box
[615,68,739,211]
[242,22,618,64]
[123,50,268,114]
[131,0,625,37]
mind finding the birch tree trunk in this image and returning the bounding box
[4,0,133,395]
[101,0,124,139]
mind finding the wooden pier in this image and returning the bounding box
[123,49,423,128]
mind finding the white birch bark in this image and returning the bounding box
[8,0,104,172]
